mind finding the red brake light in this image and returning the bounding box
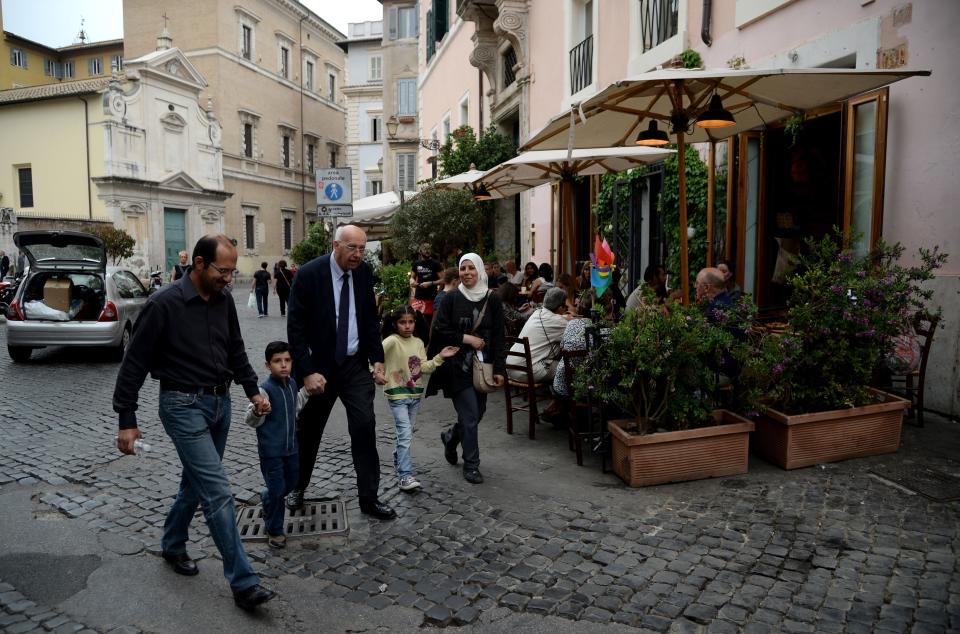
[6,299,24,321]
[98,300,119,322]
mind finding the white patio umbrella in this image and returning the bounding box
[480,146,675,273]
[349,190,417,240]
[522,67,931,303]
[434,163,490,194]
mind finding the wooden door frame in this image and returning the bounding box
[843,87,889,245]
[735,131,765,303]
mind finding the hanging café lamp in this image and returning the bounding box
[695,93,736,128]
[634,120,670,146]
[473,183,494,201]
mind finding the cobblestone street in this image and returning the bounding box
[1,295,959,633]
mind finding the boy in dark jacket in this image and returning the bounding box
[245,341,308,548]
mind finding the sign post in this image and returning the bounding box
[316,168,353,222]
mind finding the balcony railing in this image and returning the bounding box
[640,0,679,53]
[569,34,593,95]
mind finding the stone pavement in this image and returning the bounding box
[0,295,959,633]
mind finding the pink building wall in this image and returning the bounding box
[417,6,482,182]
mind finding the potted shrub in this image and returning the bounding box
[746,231,947,469]
[574,299,755,487]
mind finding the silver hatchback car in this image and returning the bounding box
[4,230,150,362]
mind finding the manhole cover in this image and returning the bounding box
[869,465,960,502]
[237,498,349,539]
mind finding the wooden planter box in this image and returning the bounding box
[608,410,755,487]
[753,388,909,469]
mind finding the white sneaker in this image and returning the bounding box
[398,476,421,491]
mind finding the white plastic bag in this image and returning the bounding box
[24,300,70,321]
[247,293,256,310]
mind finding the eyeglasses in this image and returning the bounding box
[208,263,237,276]
[339,243,366,254]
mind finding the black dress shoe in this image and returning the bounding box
[441,431,458,465]
[463,469,484,484]
[161,551,198,576]
[233,584,276,610]
[285,489,304,511]
[359,499,397,520]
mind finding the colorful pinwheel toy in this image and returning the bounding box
[590,236,616,297]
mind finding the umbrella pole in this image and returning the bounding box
[706,141,715,267]
[677,131,690,306]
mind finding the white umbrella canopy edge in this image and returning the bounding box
[522,67,932,151]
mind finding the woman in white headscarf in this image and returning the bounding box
[426,253,505,484]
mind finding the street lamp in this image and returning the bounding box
[385,115,441,151]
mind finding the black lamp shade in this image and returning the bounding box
[695,94,735,128]
[473,184,493,200]
[635,120,670,146]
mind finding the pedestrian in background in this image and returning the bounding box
[244,341,308,550]
[252,261,272,318]
[410,243,442,326]
[170,251,189,282]
[274,259,294,317]
[112,234,276,611]
[0,251,9,278]
[427,253,506,485]
[381,305,458,492]
[286,224,397,520]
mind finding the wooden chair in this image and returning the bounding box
[504,335,543,439]
[888,313,940,427]
[559,349,591,465]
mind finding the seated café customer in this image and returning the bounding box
[555,273,578,314]
[529,263,555,297]
[498,283,531,335]
[625,263,668,312]
[716,260,743,301]
[521,262,539,292]
[508,287,570,383]
[696,267,742,379]
[504,261,524,286]
[552,289,615,398]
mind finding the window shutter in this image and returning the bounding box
[22,51,27,69]
[88,58,95,75]
[9,49,14,66]
[397,154,405,190]
[426,10,435,61]
[414,3,420,37]
[388,7,399,40]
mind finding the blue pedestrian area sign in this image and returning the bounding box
[316,168,353,205]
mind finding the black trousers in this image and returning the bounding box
[277,287,290,315]
[296,355,380,501]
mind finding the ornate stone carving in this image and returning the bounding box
[165,59,184,78]
[466,12,499,92]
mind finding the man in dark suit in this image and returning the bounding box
[286,224,395,520]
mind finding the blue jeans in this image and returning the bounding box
[260,453,298,536]
[158,391,259,593]
[448,388,487,471]
[388,398,421,478]
[255,286,269,315]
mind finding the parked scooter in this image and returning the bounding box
[148,269,163,292]
[0,275,22,316]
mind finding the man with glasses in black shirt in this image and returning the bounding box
[113,234,276,611]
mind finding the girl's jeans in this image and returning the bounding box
[388,398,421,478]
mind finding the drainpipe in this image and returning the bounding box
[79,95,93,219]
[478,69,484,131]
[299,13,308,240]
[701,0,713,47]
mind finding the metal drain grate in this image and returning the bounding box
[237,498,349,539]
[869,465,960,502]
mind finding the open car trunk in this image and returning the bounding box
[21,271,106,322]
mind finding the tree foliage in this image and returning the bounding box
[437,125,516,177]
[92,225,136,265]
[377,261,412,314]
[389,186,486,261]
[290,221,331,265]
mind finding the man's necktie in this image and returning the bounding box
[335,271,350,365]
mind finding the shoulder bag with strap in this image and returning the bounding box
[470,292,499,393]
[538,310,562,378]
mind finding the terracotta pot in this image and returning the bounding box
[608,410,754,487]
[753,388,909,469]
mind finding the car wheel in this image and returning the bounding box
[8,346,31,362]
[114,324,132,361]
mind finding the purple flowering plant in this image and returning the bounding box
[748,230,946,414]
[574,297,755,434]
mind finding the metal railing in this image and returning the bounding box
[640,0,679,53]
[503,46,517,88]
[569,34,593,94]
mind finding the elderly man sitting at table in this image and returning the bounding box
[696,267,743,381]
[508,287,571,383]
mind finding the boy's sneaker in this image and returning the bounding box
[398,476,421,492]
[267,534,287,549]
